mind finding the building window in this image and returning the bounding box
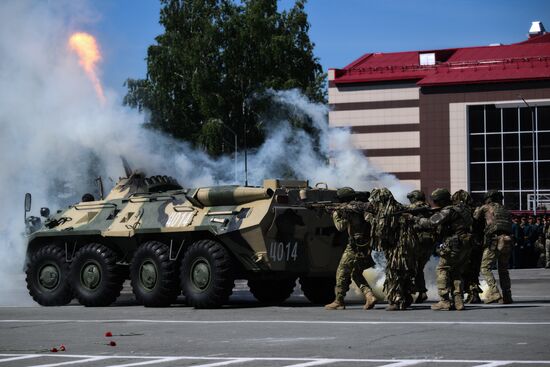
[419,53,436,66]
[468,104,550,210]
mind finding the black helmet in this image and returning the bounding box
[452,189,473,206]
[407,190,425,203]
[484,190,503,203]
[336,187,356,202]
[430,188,451,206]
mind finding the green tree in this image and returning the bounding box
[124,0,325,156]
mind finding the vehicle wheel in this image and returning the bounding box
[26,244,73,306]
[299,276,336,304]
[130,241,180,307]
[69,243,124,307]
[180,240,235,309]
[247,278,296,304]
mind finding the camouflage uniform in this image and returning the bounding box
[473,190,513,304]
[452,190,483,304]
[326,189,376,310]
[416,189,472,311]
[407,190,434,304]
[369,188,416,311]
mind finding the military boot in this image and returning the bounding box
[465,291,481,304]
[484,291,502,304]
[431,297,451,311]
[385,303,399,311]
[325,299,345,310]
[415,292,428,304]
[500,290,513,304]
[453,294,465,311]
[363,291,377,310]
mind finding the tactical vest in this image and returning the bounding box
[438,205,471,237]
[484,202,512,235]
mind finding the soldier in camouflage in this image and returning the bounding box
[406,190,434,304]
[415,188,472,311]
[474,190,514,304]
[369,188,416,311]
[325,187,377,310]
[452,190,483,304]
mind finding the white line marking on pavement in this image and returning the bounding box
[281,359,334,367]
[0,355,40,363]
[376,361,423,367]
[185,358,254,367]
[27,356,107,367]
[1,354,549,365]
[103,357,180,367]
[1,319,549,325]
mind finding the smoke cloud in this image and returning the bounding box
[0,0,413,305]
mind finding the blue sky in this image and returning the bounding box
[87,0,550,98]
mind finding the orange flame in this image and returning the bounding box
[68,32,106,104]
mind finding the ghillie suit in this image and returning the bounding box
[368,188,417,310]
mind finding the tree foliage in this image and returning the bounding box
[124,0,325,156]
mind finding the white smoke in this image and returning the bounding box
[0,0,412,305]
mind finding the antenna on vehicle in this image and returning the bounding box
[121,156,133,178]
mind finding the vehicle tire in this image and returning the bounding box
[248,278,296,304]
[180,240,235,309]
[130,241,180,307]
[26,244,73,306]
[299,276,336,304]
[69,243,124,307]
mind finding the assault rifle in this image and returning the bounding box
[305,200,374,216]
[382,206,440,218]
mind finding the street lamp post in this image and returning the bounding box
[519,96,538,215]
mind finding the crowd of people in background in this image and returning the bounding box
[511,214,550,269]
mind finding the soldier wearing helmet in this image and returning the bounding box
[415,188,472,311]
[325,187,377,311]
[406,190,434,304]
[452,190,482,304]
[473,190,514,304]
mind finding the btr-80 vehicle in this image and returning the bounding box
[24,168,346,308]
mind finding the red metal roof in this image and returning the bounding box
[331,34,550,87]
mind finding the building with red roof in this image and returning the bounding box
[328,22,550,210]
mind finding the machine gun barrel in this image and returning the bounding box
[305,201,373,215]
[383,206,440,218]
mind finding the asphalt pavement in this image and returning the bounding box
[1,269,549,367]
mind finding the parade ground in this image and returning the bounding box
[0,269,549,367]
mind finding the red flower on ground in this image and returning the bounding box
[59,345,66,351]
[50,347,58,353]
[105,331,113,337]
[109,340,117,347]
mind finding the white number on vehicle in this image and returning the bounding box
[268,241,299,262]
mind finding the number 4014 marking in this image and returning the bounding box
[269,241,298,262]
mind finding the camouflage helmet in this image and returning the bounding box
[485,189,503,203]
[452,189,473,206]
[336,187,356,202]
[406,190,425,203]
[430,188,451,205]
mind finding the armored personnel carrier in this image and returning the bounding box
[24,169,346,308]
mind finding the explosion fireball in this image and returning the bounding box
[68,32,105,104]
